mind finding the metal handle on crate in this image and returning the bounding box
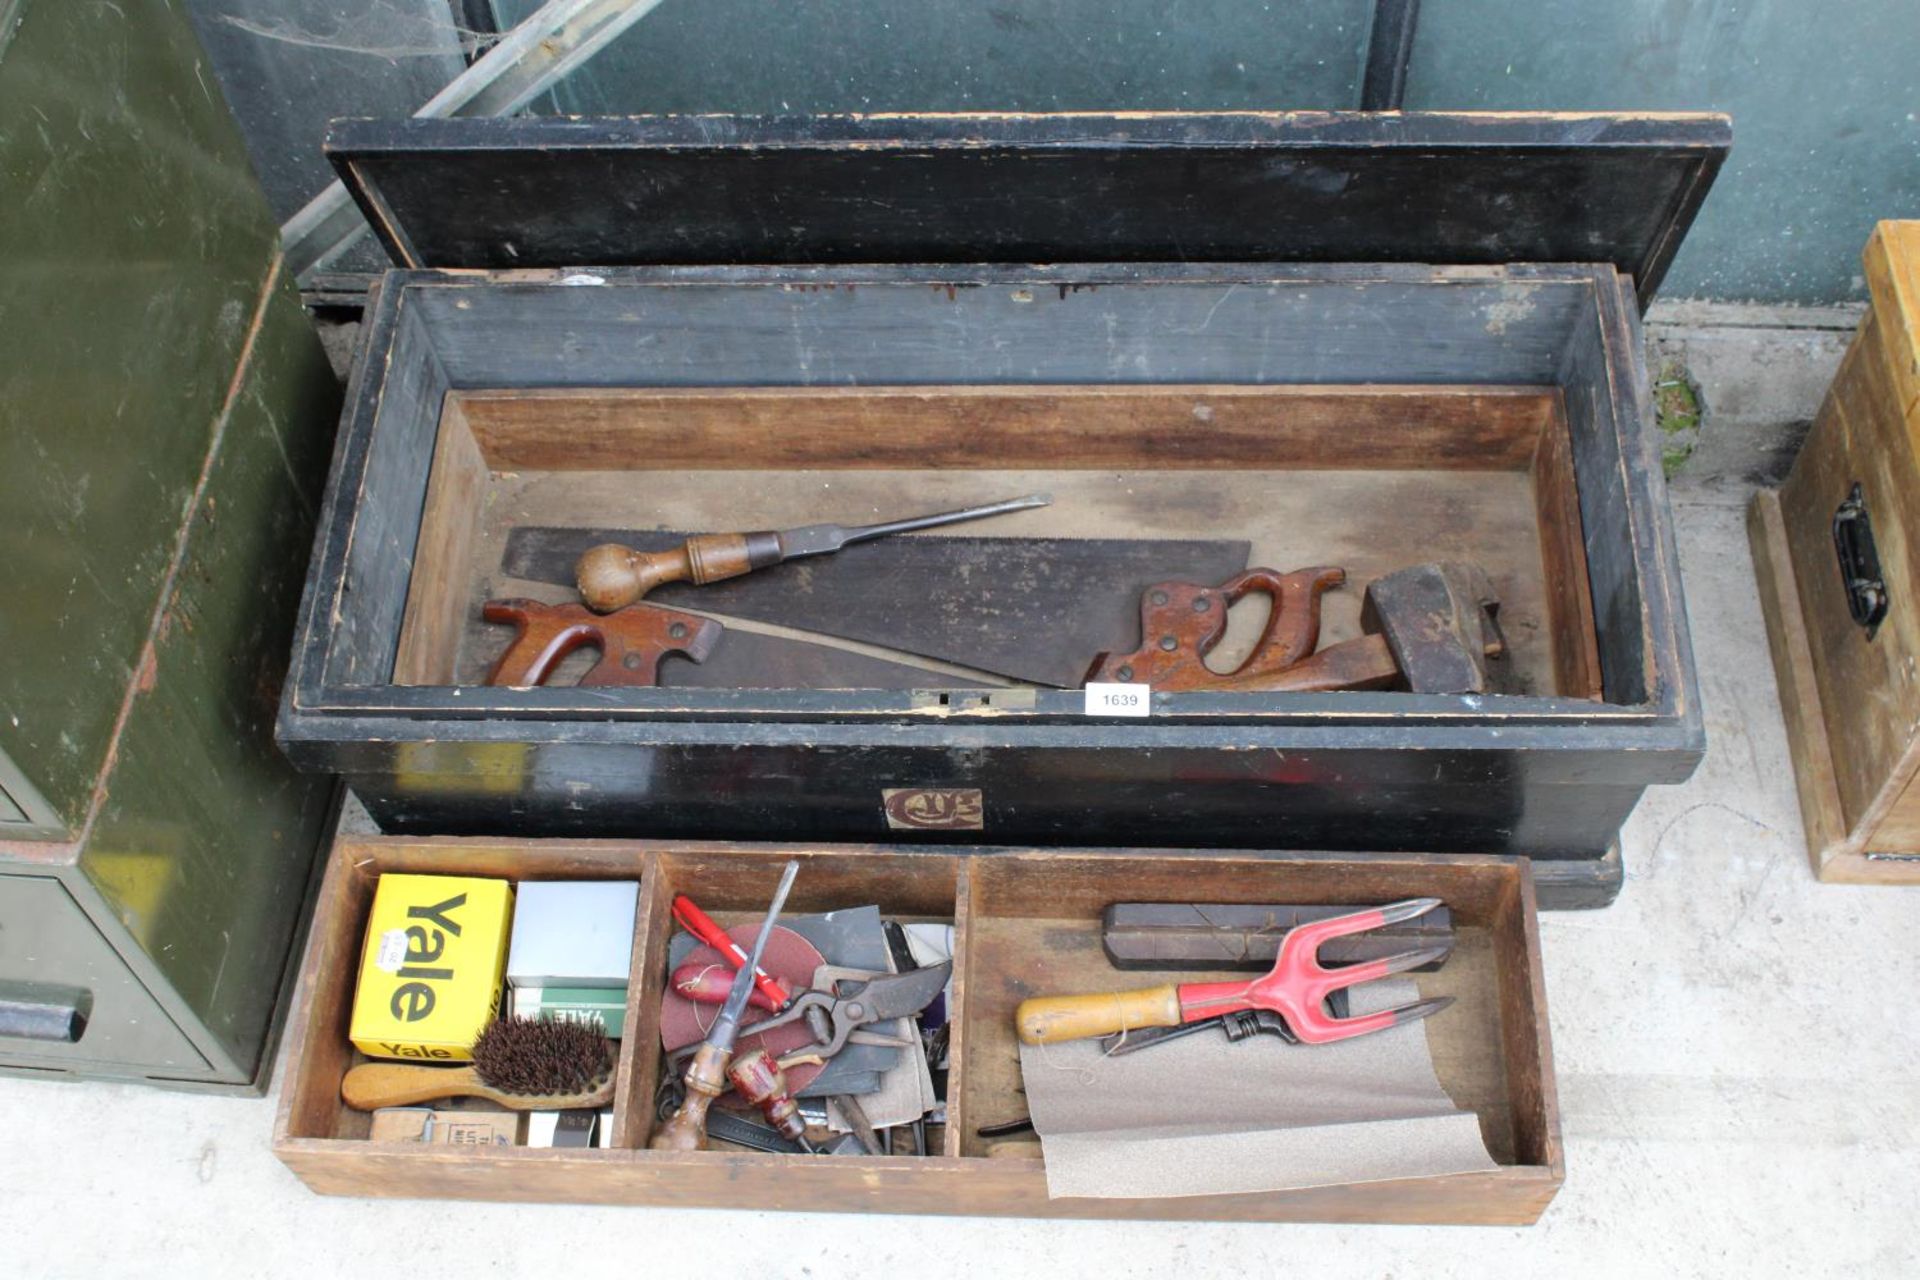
[1832,483,1889,639]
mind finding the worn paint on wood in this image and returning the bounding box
[326,111,1727,309]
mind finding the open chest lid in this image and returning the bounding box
[327,111,1728,309]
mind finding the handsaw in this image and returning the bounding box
[501,528,1252,688]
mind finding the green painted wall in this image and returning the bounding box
[478,0,1914,304]
[1408,0,1920,302]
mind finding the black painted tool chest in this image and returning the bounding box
[277,112,1727,908]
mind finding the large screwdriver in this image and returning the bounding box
[575,494,1051,613]
[651,860,800,1152]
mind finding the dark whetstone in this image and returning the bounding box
[1101,902,1455,971]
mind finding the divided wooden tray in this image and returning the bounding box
[274,835,1563,1224]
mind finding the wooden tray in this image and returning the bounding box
[274,835,1562,1224]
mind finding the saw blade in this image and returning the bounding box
[501,528,1252,687]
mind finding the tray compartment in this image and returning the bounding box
[276,837,653,1148]
[956,853,1548,1171]
[620,847,964,1151]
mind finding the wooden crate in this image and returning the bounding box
[1750,221,1920,883]
[274,835,1562,1224]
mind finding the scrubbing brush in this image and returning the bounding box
[341,1017,616,1111]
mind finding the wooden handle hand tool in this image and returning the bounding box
[1085,561,1508,695]
[671,893,792,1010]
[672,959,785,1012]
[727,1047,814,1150]
[652,860,801,1152]
[483,598,722,686]
[575,493,1051,613]
[1015,898,1454,1047]
[1084,566,1345,690]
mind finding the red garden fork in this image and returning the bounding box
[1015,898,1454,1047]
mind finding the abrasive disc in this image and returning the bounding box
[657,924,830,1095]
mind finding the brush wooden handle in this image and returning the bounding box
[341,1062,488,1109]
[340,1061,616,1111]
[577,532,780,612]
[1015,984,1183,1045]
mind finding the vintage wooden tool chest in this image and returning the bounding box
[1750,220,1920,884]
[277,112,1728,909]
[274,834,1560,1224]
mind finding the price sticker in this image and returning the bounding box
[375,928,408,973]
[1083,682,1152,717]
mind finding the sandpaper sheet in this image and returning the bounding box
[1017,979,1495,1199]
[502,527,1251,687]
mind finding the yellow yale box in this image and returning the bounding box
[350,875,514,1061]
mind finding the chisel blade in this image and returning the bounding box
[502,528,1252,688]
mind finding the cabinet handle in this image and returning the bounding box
[0,981,91,1043]
[1832,483,1889,640]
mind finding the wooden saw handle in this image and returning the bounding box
[1015,984,1183,1045]
[482,598,722,687]
[576,531,781,612]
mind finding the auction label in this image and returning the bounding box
[1083,683,1152,717]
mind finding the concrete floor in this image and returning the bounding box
[6,327,1919,1276]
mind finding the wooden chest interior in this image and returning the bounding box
[394,381,1601,701]
[274,837,1561,1223]
[305,263,1674,719]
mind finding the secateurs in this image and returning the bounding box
[1015,898,1453,1048]
[671,962,950,1066]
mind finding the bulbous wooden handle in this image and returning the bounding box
[650,1043,731,1151]
[576,534,763,612]
[1015,984,1183,1045]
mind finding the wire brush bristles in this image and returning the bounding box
[470,1017,613,1097]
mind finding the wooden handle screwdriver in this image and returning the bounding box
[727,1047,819,1150]
[651,860,801,1152]
[575,494,1050,612]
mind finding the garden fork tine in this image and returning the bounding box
[1174,897,1453,1044]
[1015,897,1454,1047]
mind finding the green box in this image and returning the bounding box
[0,0,340,1089]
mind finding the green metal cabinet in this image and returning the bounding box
[0,0,340,1089]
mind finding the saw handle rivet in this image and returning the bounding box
[1150,590,1169,606]
[1158,635,1178,651]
